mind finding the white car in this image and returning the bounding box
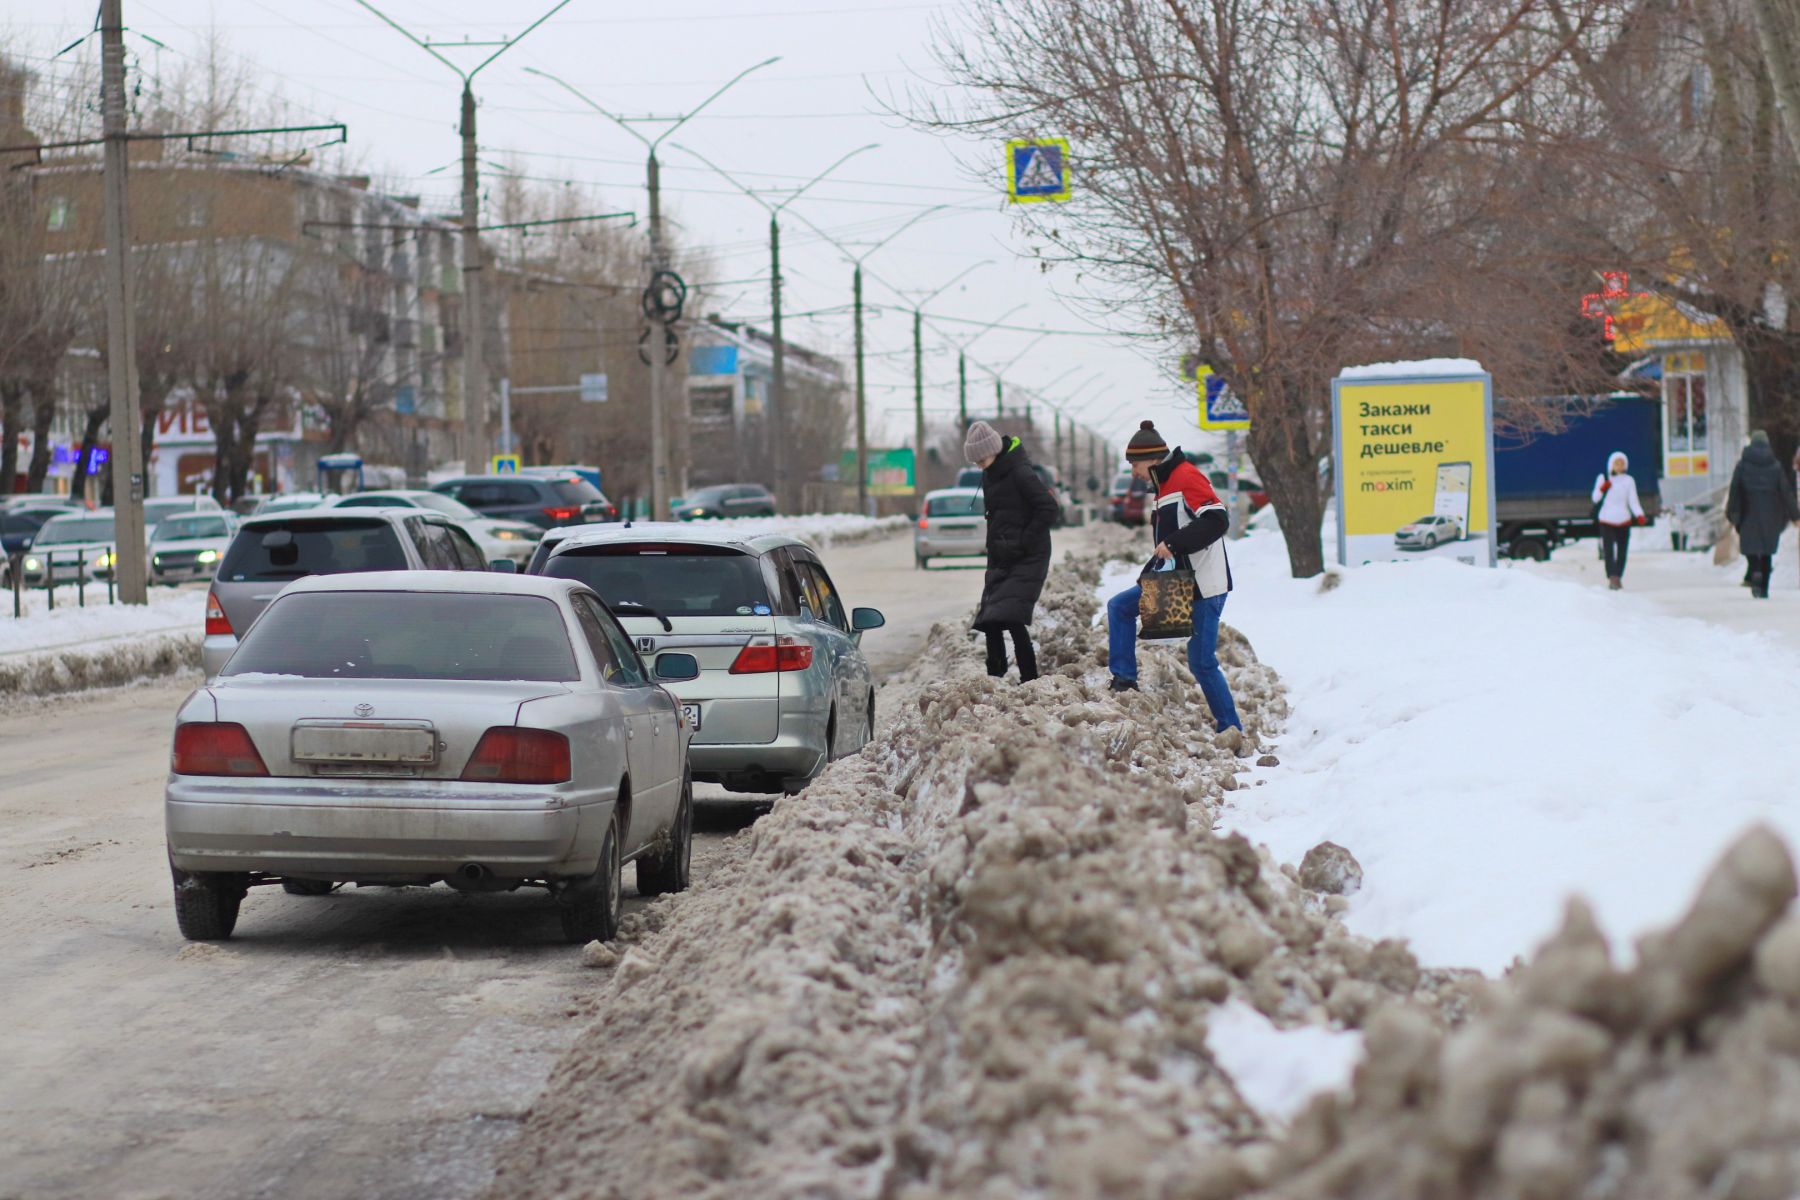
[20,509,118,586]
[149,511,239,585]
[328,490,543,565]
[1394,514,1464,550]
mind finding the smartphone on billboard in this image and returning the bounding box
[1433,461,1472,540]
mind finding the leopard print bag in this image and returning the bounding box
[1137,564,1197,641]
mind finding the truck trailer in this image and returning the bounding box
[1493,394,1663,561]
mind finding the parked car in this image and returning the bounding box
[915,487,986,569]
[1110,474,1150,525]
[1207,472,1271,513]
[534,523,883,795]
[433,472,609,530]
[1394,513,1464,550]
[164,572,695,943]
[252,492,335,516]
[1,504,74,555]
[955,464,1065,525]
[19,509,117,586]
[671,483,777,521]
[149,512,239,586]
[329,490,544,566]
[203,507,500,679]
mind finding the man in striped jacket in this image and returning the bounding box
[1104,420,1243,735]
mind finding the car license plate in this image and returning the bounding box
[681,704,701,732]
[291,720,438,764]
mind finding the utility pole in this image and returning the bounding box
[352,0,572,475]
[99,0,146,605]
[995,379,1003,419]
[854,264,867,514]
[671,143,876,512]
[958,352,967,428]
[912,306,924,511]
[527,61,780,519]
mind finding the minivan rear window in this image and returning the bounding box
[545,545,770,617]
[222,591,578,681]
[218,518,406,582]
[927,493,984,517]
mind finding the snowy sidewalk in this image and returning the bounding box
[1175,528,1800,975]
[0,586,204,698]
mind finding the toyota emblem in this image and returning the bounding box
[353,703,375,718]
[637,637,655,653]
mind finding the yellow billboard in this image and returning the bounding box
[1332,366,1496,567]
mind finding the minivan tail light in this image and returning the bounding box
[918,517,929,529]
[204,590,232,636]
[729,636,814,674]
[542,506,580,522]
[173,722,268,777]
[460,727,572,784]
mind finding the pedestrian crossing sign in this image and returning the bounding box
[490,454,521,475]
[1195,366,1251,430]
[1007,138,1071,203]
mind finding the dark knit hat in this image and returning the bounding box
[1124,420,1169,462]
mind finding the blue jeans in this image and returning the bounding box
[1106,584,1243,731]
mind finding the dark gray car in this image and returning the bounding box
[432,472,606,530]
[203,508,496,678]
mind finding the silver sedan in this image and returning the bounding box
[164,572,694,945]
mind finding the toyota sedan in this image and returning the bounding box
[165,573,695,944]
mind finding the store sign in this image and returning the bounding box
[1332,364,1497,567]
[838,448,915,495]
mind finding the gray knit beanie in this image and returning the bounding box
[964,420,1003,464]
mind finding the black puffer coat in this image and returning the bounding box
[1727,440,1800,556]
[974,437,1060,630]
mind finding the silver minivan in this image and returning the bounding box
[204,508,498,678]
[915,487,986,568]
[537,524,883,794]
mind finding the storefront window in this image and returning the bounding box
[1665,352,1707,454]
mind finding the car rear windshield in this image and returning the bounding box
[552,479,602,504]
[222,591,579,681]
[544,545,770,617]
[218,518,407,582]
[36,516,116,544]
[927,494,985,517]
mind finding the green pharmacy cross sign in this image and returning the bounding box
[1007,138,1071,204]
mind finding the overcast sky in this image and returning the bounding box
[16,0,1216,466]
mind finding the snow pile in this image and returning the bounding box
[0,585,204,698]
[490,532,1472,1200]
[1213,536,1800,974]
[1336,358,1485,379]
[0,584,202,657]
[686,513,912,549]
[1266,826,1800,1200]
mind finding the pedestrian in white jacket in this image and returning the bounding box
[1592,450,1646,590]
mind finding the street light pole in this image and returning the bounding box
[670,143,876,511]
[527,59,780,517]
[352,0,573,476]
[99,0,146,605]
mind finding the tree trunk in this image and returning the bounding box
[0,380,22,494]
[25,375,56,494]
[69,405,109,503]
[1246,387,1327,578]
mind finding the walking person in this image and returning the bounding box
[1593,450,1647,590]
[965,420,1059,682]
[1103,421,1242,734]
[1727,430,1800,599]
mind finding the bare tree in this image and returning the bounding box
[925,0,1617,575]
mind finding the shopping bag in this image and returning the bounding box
[1136,559,1196,641]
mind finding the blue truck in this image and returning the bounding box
[1493,393,1662,561]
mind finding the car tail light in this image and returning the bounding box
[460,727,572,784]
[172,722,269,777]
[918,517,929,529]
[204,590,232,636]
[542,506,580,522]
[729,636,814,674]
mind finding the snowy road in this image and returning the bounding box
[0,525,1085,1199]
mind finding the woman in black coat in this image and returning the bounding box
[964,420,1060,681]
[1727,430,1800,598]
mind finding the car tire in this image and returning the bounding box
[824,707,838,763]
[636,772,693,897]
[558,819,622,944]
[281,878,335,896]
[864,696,876,749]
[172,868,244,941]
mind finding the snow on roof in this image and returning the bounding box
[1336,357,1486,380]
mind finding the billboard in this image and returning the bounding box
[1332,364,1496,567]
[838,448,915,495]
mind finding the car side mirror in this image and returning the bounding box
[653,652,699,682]
[851,607,885,631]
[488,558,517,573]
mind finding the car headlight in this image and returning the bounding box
[24,556,39,571]
[491,528,524,541]
[94,552,113,568]
[197,549,219,564]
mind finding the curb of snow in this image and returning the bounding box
[0,629,200,699]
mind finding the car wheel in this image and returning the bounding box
[824,707,838,763]
[172,867,244,941]
[636,772,692,897]
[281,878,335,896]
[864,695,876,748]
[558,817,621,944]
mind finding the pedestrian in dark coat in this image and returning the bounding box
[965,420,1059,681]
[1727,430,1800,599]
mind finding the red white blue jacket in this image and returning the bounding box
[1149,449,1233,597]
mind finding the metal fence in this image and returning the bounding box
[4,549,122,618]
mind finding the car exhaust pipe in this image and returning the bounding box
[457,862,489,884]
[446,861,509,892]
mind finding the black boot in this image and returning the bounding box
[1108,676,1139,692]
[1012,628,1039,683]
